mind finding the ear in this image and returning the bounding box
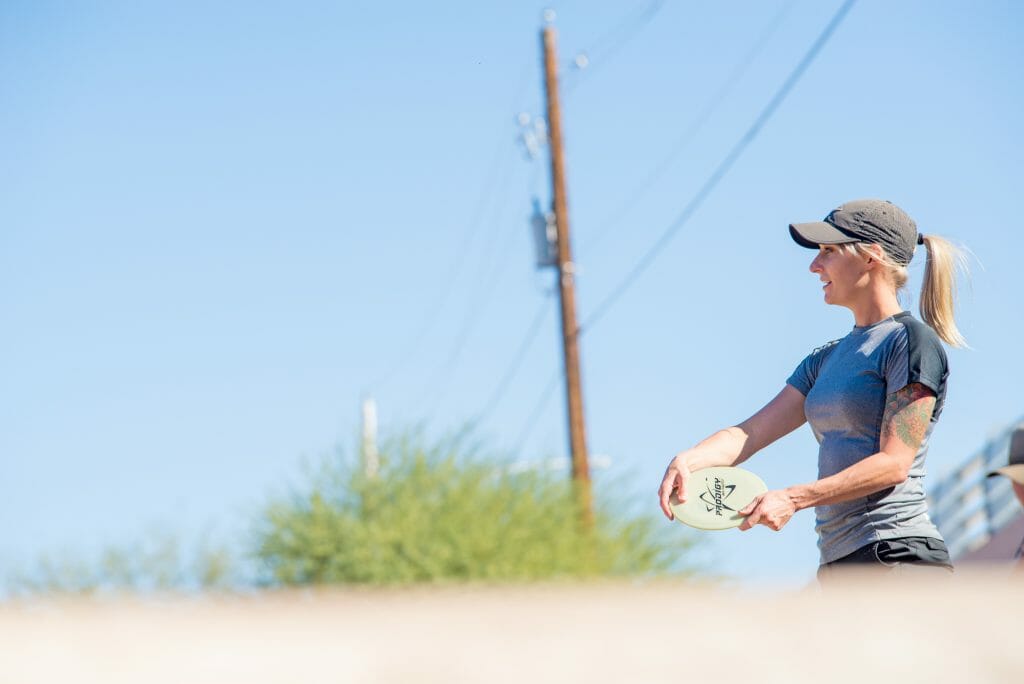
[862,243,885,267]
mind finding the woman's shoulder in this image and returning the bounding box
[790,335,843,373]
[888,312,949,359]
[810,337,844,356]
[885,313,951,390]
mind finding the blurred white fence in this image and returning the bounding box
[928,418,1024,558]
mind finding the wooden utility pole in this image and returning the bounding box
[541,20,592,525]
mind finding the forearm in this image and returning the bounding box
[785,450,909,510]
[679,426,756,470]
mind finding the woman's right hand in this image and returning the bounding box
[658,454,693,520]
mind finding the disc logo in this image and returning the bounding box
[700,476,737,517]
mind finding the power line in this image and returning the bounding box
[563,0,666,95]
[511,367,562,456]
[369,142,508,391]
[510,0,856,456]
[578,0,798,257]
[411,158,523,412]
[472,292,555,425]
[579,0,857,335]
[369,61,534,394]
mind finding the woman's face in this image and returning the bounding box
[809,244,870,307]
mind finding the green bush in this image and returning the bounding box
[6,531,237,595]
[255,433,698,585]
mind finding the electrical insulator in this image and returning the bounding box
[529,198,558,268]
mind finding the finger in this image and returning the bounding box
[740,506,762,532]
[738,495,761,516]
[676,470,690,503]
[658,477,675,520]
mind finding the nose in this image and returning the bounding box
[809,252,823,274]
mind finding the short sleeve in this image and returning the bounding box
[786,340,839,396]
[884,326,948,396]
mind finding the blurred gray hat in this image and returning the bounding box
[988,427,1024,486]
[789,198,922,266]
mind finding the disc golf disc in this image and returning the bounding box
[669,466,768,530]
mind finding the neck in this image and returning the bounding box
[849,289,903,327]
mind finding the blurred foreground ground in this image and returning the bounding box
[2,568,1021,683]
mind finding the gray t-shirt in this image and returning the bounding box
[786,311,948,564]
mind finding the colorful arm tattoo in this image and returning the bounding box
[882,383,937,450]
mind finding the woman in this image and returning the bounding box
[657,199,967,579]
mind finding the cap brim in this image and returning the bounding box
[789,221,859,250]
[987,463,1024,486]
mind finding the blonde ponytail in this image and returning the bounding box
[919,235,969,348]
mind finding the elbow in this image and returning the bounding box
[886,471,910,489]
[884,455,913,488]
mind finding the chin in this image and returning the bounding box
[822,288,843,306]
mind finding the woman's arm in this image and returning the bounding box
[738,382,936,531]
[658,385,807,520]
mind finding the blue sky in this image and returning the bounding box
[2,0,1022,587]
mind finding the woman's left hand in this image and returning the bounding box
[738,490,797,532]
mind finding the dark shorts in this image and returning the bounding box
[817,536,953,583]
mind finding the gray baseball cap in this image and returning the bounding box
[789,198,922,266]
[988,427,1024,486]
